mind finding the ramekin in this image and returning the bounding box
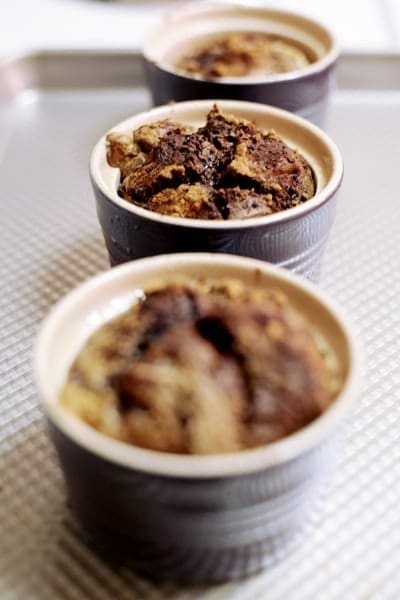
[34,253,362,583]
[143,2,339,125]
[90,99,343,282]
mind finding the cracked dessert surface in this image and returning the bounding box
[61,277,337,455]
[176,33,311,79]
[106,106,315,220]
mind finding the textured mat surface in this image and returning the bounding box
[1,86,400,599]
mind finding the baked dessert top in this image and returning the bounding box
[61,276,338,455]
[106,106,315,220]
[176,32,311,79]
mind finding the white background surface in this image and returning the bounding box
[1,0,400,57]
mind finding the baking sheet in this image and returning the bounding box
[0,52,400,599]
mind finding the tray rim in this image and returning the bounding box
[1,49,400,99]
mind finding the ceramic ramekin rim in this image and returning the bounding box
[90,99,343,231]
[142,2,340,86]
[34,253,363,479]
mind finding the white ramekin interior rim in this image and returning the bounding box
[143,2,340,85]
[34,253,362,479]
[90,99,343,230]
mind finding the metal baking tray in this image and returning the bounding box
[1,51,399,599]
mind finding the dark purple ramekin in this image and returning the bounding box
[90,99,343,282]
[142,2,340,126]
[34,254,362,583]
